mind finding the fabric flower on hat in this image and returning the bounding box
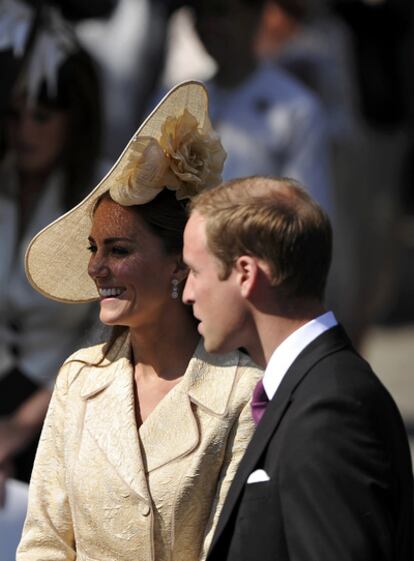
[110,109,226,206]
[160,109,227,199]
[110,137,176,206]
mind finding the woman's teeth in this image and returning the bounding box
[99,288,123,298]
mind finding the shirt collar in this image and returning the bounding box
[263,311,338,400]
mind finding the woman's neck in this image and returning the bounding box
[129,306,200,381]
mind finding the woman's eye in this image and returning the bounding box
[112,246,129,256]
[87,244,97,253]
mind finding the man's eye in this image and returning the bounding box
[87,244,97,253]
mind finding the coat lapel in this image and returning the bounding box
[210,325,352,550]
[81,338,242,488]
[138,382,199,473]
[139,340,241,472]
[80,335,151,502]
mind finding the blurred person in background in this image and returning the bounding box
[0,0,104,503]
[255,0,360,146]
[189,0,333,217]
[329,0,414,330]
[253,0,372,347]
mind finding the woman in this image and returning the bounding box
[17,81,262,561]
[0,3,103,501]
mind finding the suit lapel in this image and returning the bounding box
[210,325,352,549]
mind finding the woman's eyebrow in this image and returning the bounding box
[87,235,134,244]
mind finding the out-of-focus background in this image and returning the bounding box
[0,0,413,558]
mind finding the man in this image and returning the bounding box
[182,176,413,561]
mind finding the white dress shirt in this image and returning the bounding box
[263,311,338,400]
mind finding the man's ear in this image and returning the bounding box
[234,255,260,298]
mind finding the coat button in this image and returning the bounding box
[141,504,151,516]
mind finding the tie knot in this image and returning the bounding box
[251,379,269,425]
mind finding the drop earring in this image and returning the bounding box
[171,279,179,299]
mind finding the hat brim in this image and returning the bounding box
[25,80,209,303]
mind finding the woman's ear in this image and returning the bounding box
[172,255,189,283]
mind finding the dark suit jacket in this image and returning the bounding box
[207,325,414,561]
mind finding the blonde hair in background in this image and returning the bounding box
[190,176,332,300]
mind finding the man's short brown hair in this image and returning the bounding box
[190,176,332,301]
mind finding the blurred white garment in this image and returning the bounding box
[162,7,216,87]
[0,478,28,561]
[77,0,169,160]
[0,160,97,387]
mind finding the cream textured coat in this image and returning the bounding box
[17,335,262,561]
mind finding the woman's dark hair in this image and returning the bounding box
[133,189,188,255]
[96,188,188,255]
[1,46,103,210]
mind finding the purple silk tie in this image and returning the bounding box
[251,379,269,425]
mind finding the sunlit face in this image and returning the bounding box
[183,211,247,354]
[6,99,68,175]
[87,197,177,329]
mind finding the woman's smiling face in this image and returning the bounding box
[87,196,177,329]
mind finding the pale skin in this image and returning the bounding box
[183,211,325,369]
[88,197,199,426]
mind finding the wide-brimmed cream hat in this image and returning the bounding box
[25,80,226,303]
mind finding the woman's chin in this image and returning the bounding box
[99,313,121,326]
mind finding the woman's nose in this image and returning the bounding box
[88,254,110,279]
